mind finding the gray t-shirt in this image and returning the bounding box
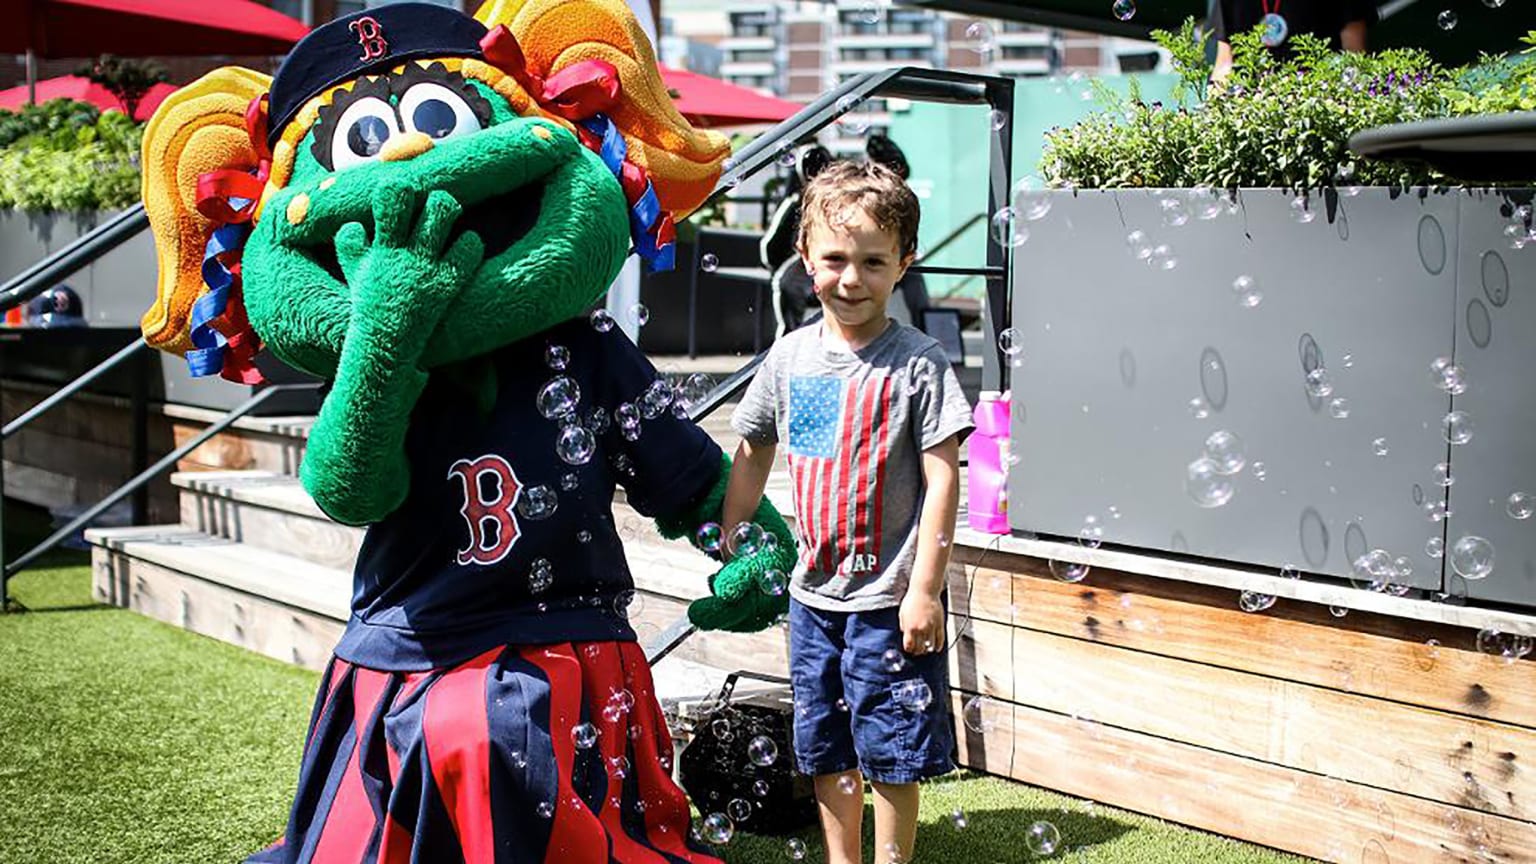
[732,321,974,612]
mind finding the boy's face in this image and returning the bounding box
[799,211,914,337]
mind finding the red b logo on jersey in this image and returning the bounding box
[448,455,521,566]
[349,16,388,62]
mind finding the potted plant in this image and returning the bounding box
[1002,24,1536,603]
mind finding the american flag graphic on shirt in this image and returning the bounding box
[787,375,894,576]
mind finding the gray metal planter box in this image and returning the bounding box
[0,209,157,328]
[1007,187,1536,605]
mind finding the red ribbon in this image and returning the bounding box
[195,170,265,223]
[479,25,620,121]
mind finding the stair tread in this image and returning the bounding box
[171,470,332,520]
[85,525,351,620]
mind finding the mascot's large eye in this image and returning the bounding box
[398,82,481,142]
[330,96,399,171]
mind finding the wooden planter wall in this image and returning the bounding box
[945,542,1536,863]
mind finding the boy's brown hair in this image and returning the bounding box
[796,159,920,259]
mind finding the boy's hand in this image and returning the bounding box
[899,590,945,655]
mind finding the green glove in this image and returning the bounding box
[655,454,797,633]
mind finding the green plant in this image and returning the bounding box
[77,54,169,120]
[0,103,142,212]
[1043,19,1464,190]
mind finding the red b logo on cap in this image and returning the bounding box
[349,16,388,62]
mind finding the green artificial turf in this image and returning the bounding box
[0,502,1306,864]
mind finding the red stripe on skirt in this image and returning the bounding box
[310,668,390,864]
[521,644,609,864]
[581,645,669,864]
[377,671,428,864]
[617,643,719,864]
[422,647,501,864]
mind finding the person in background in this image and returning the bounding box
[726,159,973,864]
[1210,0,1377,81]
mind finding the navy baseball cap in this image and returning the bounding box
[267,2,489,150]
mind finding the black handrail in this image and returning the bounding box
[2,383,322,587]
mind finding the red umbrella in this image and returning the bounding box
[0,74,178,120]
[3,0,308,102]
[659,65,801,128]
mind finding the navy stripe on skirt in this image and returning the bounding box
[247,641,723,864]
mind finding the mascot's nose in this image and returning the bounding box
[380,131,435,163]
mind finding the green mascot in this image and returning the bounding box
[136,1,795,860]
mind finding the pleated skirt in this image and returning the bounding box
[248,640,723,864]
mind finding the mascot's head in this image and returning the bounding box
[138,0,729,383]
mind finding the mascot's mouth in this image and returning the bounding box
[307,180,548,284]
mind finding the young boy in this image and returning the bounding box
[724,160,973,864]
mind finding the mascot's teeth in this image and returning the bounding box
[287,193,311,226]
[319,178,337,190]
[532,126,553,141]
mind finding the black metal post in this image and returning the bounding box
[130,347,150,526]
[687,240,700,359]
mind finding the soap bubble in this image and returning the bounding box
[786,838,808,859]
[1078,514,1105,548]
[639,379,675,420]
[577,529,591,543]
[1159,197,1190,227]
[962,694,998,733]
[1025,821,1061,855]
[1443,411,1474,445]
[1015,177,1053,221]
[758,569,788,596]
[572,722,599,749]
[951,808,969,829]
[837,775,859,795]
[836,95,871,135]
[518,485,558,520]
[990,207,1029,247]
[1231,274,1262,308]
[1478,628,1533,663]
[1437,10,1458,30]
[1239,591,1276,613]
[727,522,766,557]
[529,558,554,593]
[892,679,933,712]
[629,303,650,328]
[615,402,640,428]
[998,327,1024,358]
[727,798,753,823]
[1251,461,1267,481]
[585,406,611,435]
[1111,0,1136,21]
[679,372,713,410]
[1328,397,1351,419]
[545,344,570,371]
[1148,243,1179,270]
[988,109,1007,131]
[856,0,887,25]
[590,308,615,332]
[1433,461,1454,487]
[1426,537,1445,558]
[537,801,554,818]
[754,779,771,797]
[537,376,581,419]
[557,424,596,465]
[696,522,724,553]
[701,253,719,273]
[1290,196,1316,223]
[1431,357,1467,394]
[1450,536,1494,580]
[1372,438,1390,457]
[748,735,779,767]
[701,812,734,845]
[1510,493,1535,520]
[1186,457,1235,508]
[1190,185,1225,220]
[966,21,996,54]
[1187,396,1211,419]
[1305,367,1334,398]
[1049,559,1090,583]
[1125,229,1152,260]
[1203,430,1246,475]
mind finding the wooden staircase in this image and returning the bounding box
[84,411,795,701]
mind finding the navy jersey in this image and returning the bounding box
[332,317,724,671]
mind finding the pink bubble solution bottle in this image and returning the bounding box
[967,390,1011,534]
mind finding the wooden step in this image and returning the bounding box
[172,470,363,571]
[86,525,350,672]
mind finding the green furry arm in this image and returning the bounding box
[657,453,797,632]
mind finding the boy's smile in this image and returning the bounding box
[800,211,914,349]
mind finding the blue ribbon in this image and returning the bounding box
[579,114,676,274]
[187,222,250,378]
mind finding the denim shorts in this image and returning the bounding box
[788,598,955,784]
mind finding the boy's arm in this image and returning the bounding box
[724,438,778,558]
[900,434,961,655]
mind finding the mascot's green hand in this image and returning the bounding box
[687,498,797,633]
[301,185,485,525]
